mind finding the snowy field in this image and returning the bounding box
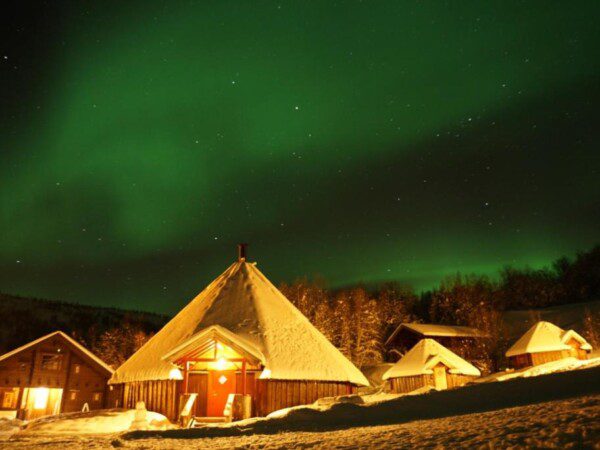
[2,365,599,449]
[2,395,598,449]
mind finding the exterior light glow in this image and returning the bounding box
[215,357,227,370]
[168,368,183,380]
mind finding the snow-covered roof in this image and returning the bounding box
[385,323,486,346]
[382,339,481,379]
[110,259,369,386]
[505,321,592,357]
[0,331,114,375]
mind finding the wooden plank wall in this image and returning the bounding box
[121,380,180,421]
[530,350,570,366]
[388,375,429,394]
[188,374,208,417]
[255,380,354,416]
[389,373,477,393]
[446,374,477,389]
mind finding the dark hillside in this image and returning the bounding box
[0,293,169,354]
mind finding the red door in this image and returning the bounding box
[207,370,236,417]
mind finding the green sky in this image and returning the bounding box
[1,1,599,313]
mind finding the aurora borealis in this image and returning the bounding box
[1,1,599,314]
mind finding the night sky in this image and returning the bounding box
[1,1,599,314]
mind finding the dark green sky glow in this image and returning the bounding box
[1,1,599,314]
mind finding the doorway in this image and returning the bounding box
[433,365,448,390]
[207,370,236,417]
[21,387,63,420]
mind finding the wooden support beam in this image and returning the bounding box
[183,360,189,394]
[241,359,247,395]
[59,349,73,413]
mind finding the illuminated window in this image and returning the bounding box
[218,375,228,385]
[69,391,77,401]
[2,390,16,408]
[74,365,80,374]
[41,354,62,371]
[92,392,102,402]
[33,388,49,409]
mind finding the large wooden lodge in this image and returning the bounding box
[0,331,115,420]
[109,246,369,422]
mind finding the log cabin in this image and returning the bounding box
[383,339,480,394]
[384,323,487,362]
[0,331,115,420]
[109,245,369,423]
[505,321,592,369]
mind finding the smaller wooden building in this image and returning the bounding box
[506,321,592,369]
[384,323,487,361]
[383,339,480,394]
[0,331,115,420]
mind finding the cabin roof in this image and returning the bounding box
[110,260,369,386]
[161,324,266,364]
[382,339,481,379]
[385,323,487,346]
[0,331,114,376]
[505,321,592,357]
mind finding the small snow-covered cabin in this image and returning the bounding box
[0,331,114,420]
[384,323,487,361]
[382,339,480,394]
[505,321,592,369]
[109,245,369,422]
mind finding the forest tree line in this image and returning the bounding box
[280,245,600,373]
[2,246,598,373]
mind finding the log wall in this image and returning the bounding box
[388,375,428,394]
[119,377,356,419]
[530,350,571,366]
[445,373,477,389]
[510,350,572,369]
[255,380,354,417]
[121,380,180,421]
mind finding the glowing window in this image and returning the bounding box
[93,392,102,402]
[69,391,77,401]
[74,365,80,374]
[33,388,49,409]
[2,390,16,408]
[218,375,228,385]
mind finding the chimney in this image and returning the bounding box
[237,243,248,262]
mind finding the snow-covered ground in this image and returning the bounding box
[3,395,598,449]
[477,356,600,383]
